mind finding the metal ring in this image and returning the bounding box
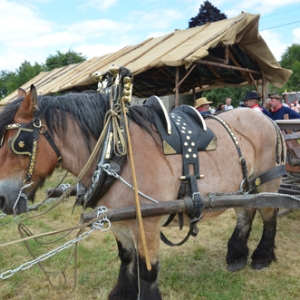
[33,118,41,128]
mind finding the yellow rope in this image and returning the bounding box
[121,100,152,271]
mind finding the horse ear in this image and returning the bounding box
[30,84,39,110]
[17,88,27,98]
[16,84,38,119]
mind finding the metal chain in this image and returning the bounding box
[101,163,159,203]
[0,206,110,280]
[206,190,300,213]
[208,188,244,206]
[257,191,300,202]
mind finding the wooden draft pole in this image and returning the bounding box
[81,194,300,224]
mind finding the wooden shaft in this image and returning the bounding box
[81,194,300,224]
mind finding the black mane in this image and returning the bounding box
[0,92,157,151]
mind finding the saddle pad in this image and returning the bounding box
[152,104,216,155]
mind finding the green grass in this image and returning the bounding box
[1,169,300,299]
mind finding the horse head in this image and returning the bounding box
[0,85,60,214]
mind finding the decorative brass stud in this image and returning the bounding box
[18,141,25,148]
[123,76,131,84]
[255,177,261,186]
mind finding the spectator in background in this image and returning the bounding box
[194,97,212,116]
[263,98,271,112]
[269,94,300,120]
[243,91,270,116]
[224,97,233,110]
[290,103,298,112]
[216,102,225,113]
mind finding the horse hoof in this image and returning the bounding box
[227,259,247,272]
[251,262,270,270]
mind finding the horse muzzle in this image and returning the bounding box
[0,180,29,215]
[0,195,28,215]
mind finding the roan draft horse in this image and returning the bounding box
[0,83,286,299]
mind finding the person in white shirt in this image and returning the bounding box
[224,97,233,110]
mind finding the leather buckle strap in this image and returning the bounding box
[247,164,287,193]
[42,130,62,168]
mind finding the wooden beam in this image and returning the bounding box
[196,59,261,75]
[248,73,259,94]
[172,64,197,92]
[227,48,252,84]
[81,194,300,224]
[207,65,221,78]
[224,45,229,64]
[175,67,179,107]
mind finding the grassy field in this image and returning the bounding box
[1,169,300,299]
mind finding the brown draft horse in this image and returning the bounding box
[0,86,285,299]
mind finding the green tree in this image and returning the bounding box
[45,49,86,70]
[188,0,227,28]
[0,61,45,99]
[279,44,300,92]
[0,50,87,100]
[0,70,15,98]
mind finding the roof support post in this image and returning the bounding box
[261,77,266,104]
[193,87,196,104]
[175,66,179,107]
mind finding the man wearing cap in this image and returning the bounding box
[243,91,270,116]
[194,97,212,115]
[269,94,300,120]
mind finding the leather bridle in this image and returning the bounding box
[1,118,62,184]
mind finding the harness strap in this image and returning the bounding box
[25,126,39,183]
[43,130,62,167]
[207,114,248,182]
[247,164,287,193]
[160,197,196,246]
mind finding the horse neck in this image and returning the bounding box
[52,117,97,186]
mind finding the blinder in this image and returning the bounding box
[2,118,62,183]
[12,126,37,156]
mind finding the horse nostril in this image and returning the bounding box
[0,196,5,210]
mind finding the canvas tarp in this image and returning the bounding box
[0,12,292,106]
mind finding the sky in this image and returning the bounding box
[1,0,300,72]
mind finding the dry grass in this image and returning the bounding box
[1,169,300,299]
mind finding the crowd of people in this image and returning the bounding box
[194,92,300,120]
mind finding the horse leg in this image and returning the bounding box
[109,237,161,300]
[226,207,257,272]
[251,208,277,270]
